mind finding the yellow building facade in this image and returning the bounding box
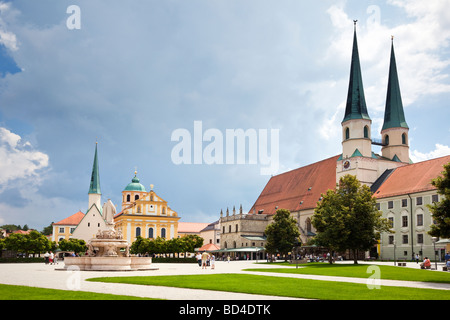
[114,172,180,243]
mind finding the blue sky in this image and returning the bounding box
[0,0,449,230]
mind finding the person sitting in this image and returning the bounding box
[420,257,431,269]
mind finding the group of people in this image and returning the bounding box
[196,251,215,269]
[43,251,56,265]
[419,251,450,270]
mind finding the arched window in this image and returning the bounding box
[161,228,166,238]
[402,133,407,145]
[223,226,225,234]
[345,127,350,140]
[364,126,369,138]
[148,228,154,238]
[137,205,141,213]
[235,224,239,232]
[126,194,130,202]
[136,227,141,237]
[306,218,312,234]
[135,194,139,201]
[384,135,390,146]
[228,225,231,233]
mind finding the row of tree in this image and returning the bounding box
[130,234,203,257]
[0,230,57,257]
[264,165,450,264]
[1,230,205,259]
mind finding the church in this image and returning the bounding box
[53,143,181,244]
[219,22,450,261]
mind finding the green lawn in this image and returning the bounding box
[0,283,159,300]
[87,273,450,300]
[246,262,450,283]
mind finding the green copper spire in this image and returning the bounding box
[382,37,408,131]
[342,21,371,123]
[88,143,101,195]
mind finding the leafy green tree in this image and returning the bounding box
[182,234,204,255]
[58,238,87,255]
[130,236,150,255]
[4,233,26,254]
[312,174,391,264]
[428,162,450,238]
[41,223,54,236]
[264,209,300,260]
[27,230,52,257]
[4,231,53,257]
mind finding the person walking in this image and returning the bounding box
[210,254,215,270]
[201,251,209,269]
[44,251,49,264]
[196,252,202,267]
[49,251,54,265]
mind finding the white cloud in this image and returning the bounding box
[0,127,49,191]
[410,143,450,163]
[0,1,18,51]
[325,0,450,115]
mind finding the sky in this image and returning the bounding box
[0,0,449,231]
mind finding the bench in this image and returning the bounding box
[443,266,448,272]
[397,262,406,266]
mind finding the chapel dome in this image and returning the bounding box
[124,172,146,192]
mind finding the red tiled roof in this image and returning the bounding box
[250,155,340,215]
[53,211,85,226]
[374,155,450,199]
[178,222,210,233]
[198,243,220,251]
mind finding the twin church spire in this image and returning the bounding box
[341,21,409,165]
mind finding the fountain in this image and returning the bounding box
[63,199,154,271]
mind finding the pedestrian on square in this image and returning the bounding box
[44,251,49,264]
[211,254,215,270]
[201,251,209,269]
[415,253,419,264]
[196,252,202,267]
[49,251,54,265]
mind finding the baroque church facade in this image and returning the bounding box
[53,144,180,244]
[219,23,449,261]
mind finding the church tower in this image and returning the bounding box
[381,37,410,163]
[337,21,377,186]
[88,142,102,210]
[341,21,372,159]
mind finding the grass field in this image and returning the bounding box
[87,272,450,300]
[0,283,158,300]
[246,262,450,283]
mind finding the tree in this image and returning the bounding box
[264,209,300,260]
[428,162,450,238]
[182,234,204,256]
[58,238,87,255]
[130,236,149,255]
[4,231,53,257]
[312,174,391,264]
[41,223,54,236]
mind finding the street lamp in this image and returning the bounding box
[393,240,397,266]
[432,237,438,270]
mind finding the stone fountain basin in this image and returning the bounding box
[63,256,154,271]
